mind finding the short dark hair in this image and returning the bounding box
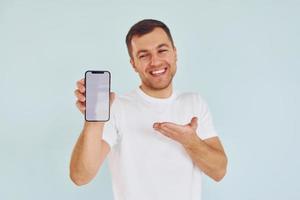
[125,19,175,58]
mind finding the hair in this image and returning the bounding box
[125,19,175,59]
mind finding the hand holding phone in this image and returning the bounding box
[74,71,114,121]
[74,78,86,115]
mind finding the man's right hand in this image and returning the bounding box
[70,78,115,186]
[74,78,115,115]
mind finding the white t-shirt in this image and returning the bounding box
[102,87,218,200]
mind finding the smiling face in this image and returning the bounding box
[130,28,177,93]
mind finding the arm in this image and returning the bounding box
[69,122,111,186]
[70,78,114,186]
[183,135,227,181]
[153,117,228,182]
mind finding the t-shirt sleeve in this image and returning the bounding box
[196,95,218,140]
[102,98,120,148]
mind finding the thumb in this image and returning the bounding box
[189,117,198,130]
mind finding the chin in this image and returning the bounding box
[148,80,173,90]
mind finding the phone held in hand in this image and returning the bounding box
[84,70,111,122]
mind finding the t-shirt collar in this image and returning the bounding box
[136,86,177,104]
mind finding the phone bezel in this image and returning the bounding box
[84,70,111,122]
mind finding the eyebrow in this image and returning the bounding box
[136,49,148,56]
[157,43,170,49]
[136,43,170,56]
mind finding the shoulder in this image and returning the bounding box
[175,91,207,105]
[175,91,210,116]
[111,90,138,109]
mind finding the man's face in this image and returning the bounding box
[130,28,177,90]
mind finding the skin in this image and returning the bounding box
[70,27,227,185]
[130,28,177,98]
[70,82,114,185]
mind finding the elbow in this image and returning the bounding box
[212,168,227,182]
[69,171,92,186]
[69,162,99,186]
[69,167,92,186]
[213,156,228,182]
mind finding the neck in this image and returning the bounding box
[140,83,173,99]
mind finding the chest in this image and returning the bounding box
[117,101,195,166]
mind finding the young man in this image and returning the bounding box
[70,19,227,200]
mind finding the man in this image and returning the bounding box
[70,19,227,200]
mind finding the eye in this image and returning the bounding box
[139,54,149,59]
[158,49,168,53]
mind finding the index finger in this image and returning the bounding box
[77,78,84,84]
[76,78,85,87]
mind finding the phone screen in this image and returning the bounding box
[85,71,110,121]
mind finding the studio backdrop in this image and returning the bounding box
[1,0,299,199]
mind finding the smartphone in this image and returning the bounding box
[84,70,111,122]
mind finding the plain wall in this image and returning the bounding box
[1,0,299,199]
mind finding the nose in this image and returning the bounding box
[150,53,162,67]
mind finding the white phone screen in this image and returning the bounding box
[85,71,110,121]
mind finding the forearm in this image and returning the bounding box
[70,122,105,184]
[183,136,227,181]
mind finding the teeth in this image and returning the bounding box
[151,68,166,75]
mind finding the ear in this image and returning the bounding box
[130,58,138,73]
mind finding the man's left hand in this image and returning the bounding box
[153,117,199,147]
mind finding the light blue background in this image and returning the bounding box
[1,0,299,199]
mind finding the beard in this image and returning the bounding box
[141,70,175,91]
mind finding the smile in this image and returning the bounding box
[150,68,167,76]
